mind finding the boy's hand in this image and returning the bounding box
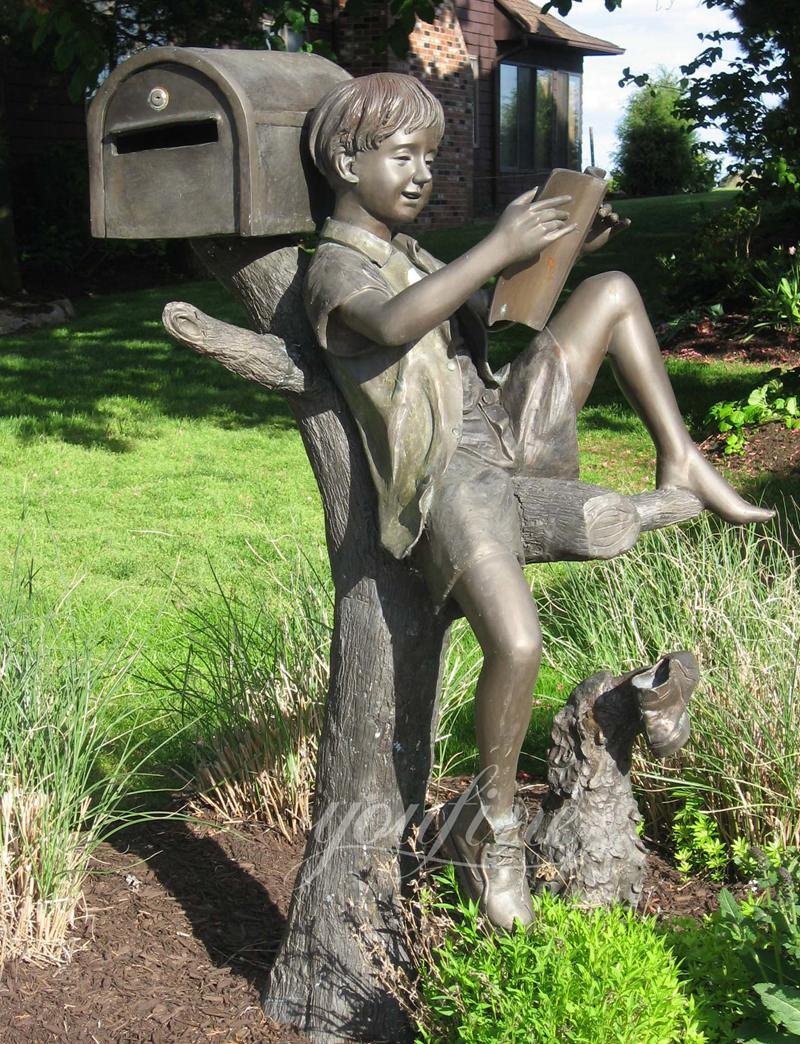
[583,202,631,255]
[488,188,576,267]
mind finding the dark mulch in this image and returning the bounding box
[0,819,310,1044]
[0,795,744,1044]
[659,313,800,369]
[658,314,800,478]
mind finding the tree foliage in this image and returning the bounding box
[14,0,441,102]
[543,0,799,205]
[612,72,716,197]
[16,1,319,102]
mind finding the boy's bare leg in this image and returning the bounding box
[450,552,541,823]
[440,551,538,928]
[548,272,773,523]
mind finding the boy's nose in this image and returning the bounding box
[413,162,433,185]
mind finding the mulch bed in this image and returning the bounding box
[658,313,800,370]
[659,313,800,478]
[0,793,746,1044]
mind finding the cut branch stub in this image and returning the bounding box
[162,301,315,395]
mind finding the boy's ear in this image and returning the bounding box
[333,150,359,185]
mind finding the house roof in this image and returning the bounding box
[495,0,625,56]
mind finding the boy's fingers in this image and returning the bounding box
[544,222,578,241]
[535,208,570,224]
[512,186,539,206]
[531,194,572,210]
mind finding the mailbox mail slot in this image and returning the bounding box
[88,47,350,239]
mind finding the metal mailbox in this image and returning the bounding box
[88,47,350,239]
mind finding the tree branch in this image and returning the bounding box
[162,301,316,396]
[513,477,704,563]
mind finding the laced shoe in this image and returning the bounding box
[439,787,534,931]
[631,650,699,758]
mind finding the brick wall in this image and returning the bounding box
[329,1,474,230]
[403,3,473,229]
[455,0,497,215]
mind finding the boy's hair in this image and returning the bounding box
[309,72,444,180]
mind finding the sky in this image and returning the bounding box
[561,0,741,173]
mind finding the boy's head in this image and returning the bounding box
[309,72,444,183]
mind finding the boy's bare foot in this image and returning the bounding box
[657,446,775,524]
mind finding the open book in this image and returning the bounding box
[489,169,608,331]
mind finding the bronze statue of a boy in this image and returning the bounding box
[304,72,770,929]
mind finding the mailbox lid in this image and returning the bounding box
[101,63,237,239]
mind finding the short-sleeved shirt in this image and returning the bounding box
[305,218,502,558]
[306,218,580,608]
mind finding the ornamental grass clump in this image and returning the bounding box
[535,511,800,849]
[156,557,331,838]
[0,584,154,968]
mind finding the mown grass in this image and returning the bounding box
[0,282,323,653]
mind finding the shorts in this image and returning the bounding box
[414,328,579,610]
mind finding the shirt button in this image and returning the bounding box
[481,391,494,405]
[451,427,459,436]
[447,361,456,371]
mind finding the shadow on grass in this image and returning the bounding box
[0,281,297,451]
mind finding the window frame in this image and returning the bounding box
[498,60,582,173]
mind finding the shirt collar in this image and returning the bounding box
[319,218,395,268]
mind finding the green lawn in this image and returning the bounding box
[0,282,324,652]
[0,189,774,691]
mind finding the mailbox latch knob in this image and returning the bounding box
[147,87,169,111]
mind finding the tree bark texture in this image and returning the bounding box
[163,237,706,1042]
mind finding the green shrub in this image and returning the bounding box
[612,72,717,198]
[661,914,754,1041]
[660,197,800,314]
[706,368,800,455]
[672,790,728,880]
[416,881,704,1043]
[534,513,800,850]
[666,852,800,1041]
[659,202,760,312]
[750,245,800,333]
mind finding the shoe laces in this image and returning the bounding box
[484,828,524,872]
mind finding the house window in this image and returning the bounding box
[499,62,582,171]
[567,72,582,169]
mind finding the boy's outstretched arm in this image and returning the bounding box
[337,190,576,347]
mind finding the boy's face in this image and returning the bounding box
[347,125,440,228]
